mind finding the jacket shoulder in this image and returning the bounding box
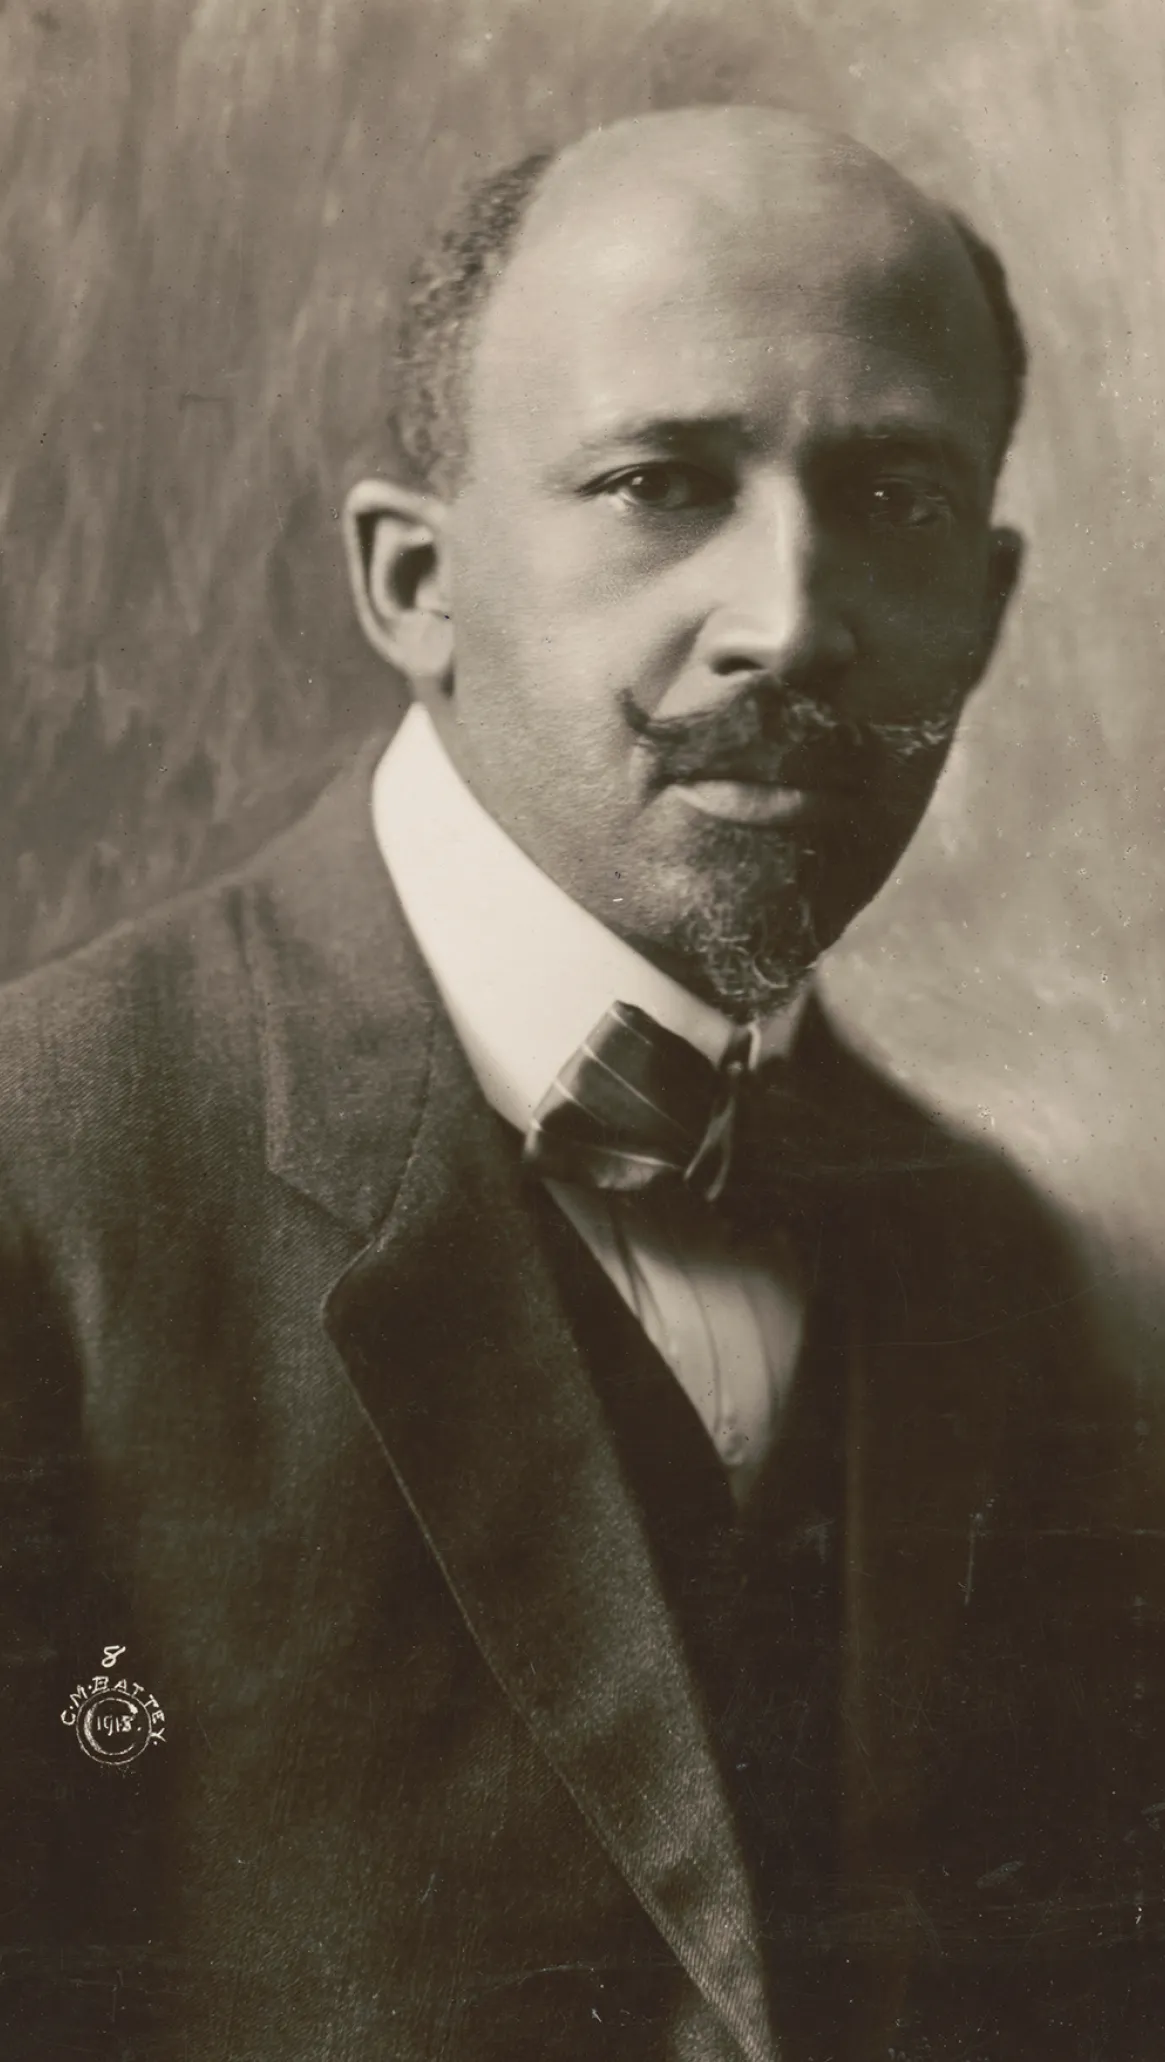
[803,998,1074,1256]
[802,999,1105,1394]
[0,738,414,1238]
[0,865,263,1227]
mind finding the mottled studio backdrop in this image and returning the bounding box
[1,0,1162,1368]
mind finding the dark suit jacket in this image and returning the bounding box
[0,745,1161,2061]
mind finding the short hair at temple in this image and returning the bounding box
[392,142,1029,502]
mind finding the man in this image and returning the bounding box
[0,106,1160,2061]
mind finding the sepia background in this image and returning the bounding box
[1,0,1162,1371]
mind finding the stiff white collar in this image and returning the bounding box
[372,704,808,1135]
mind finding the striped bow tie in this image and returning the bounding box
[523,1001,758,1202]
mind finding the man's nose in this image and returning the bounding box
[693,485,856,687]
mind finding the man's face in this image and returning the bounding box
[435,133,1018,1012]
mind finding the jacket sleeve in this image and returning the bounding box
[916,1157,1165,2055]
[0,1157,101,2016]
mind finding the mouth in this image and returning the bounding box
[667,748,862,827]
[670,778,853,827]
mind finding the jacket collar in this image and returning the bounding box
[240,742,777,2062]
[240,735,433,1238]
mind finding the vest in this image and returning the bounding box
[533,1183,853,2060]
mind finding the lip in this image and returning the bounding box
[671,778,852,827]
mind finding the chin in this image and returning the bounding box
[636,820,910,1015]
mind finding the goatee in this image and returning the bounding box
[673,833,823,1019]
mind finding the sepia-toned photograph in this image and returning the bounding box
[1,2,1163,2056]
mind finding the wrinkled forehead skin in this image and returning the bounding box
[465,106,1008,480]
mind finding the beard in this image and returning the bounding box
[621,679,961,1017]
[672,830,824,1017]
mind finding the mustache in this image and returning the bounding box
[620,682,961,787]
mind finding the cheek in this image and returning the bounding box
[445,545,623,829]
[858,558,995,713]
[451,505,677,741]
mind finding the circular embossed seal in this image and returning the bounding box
[74,1686,155,1765]
[62,1651,166,1765]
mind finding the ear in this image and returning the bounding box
[979,523,1025,664]
[342,477,454,687]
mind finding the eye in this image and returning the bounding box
[595,462,728,513]
[863,476,955,530]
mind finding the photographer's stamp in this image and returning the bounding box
[60,1645,166,1766]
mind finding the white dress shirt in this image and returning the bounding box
[373,705,809,1500]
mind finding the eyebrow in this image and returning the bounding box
[565,411,986,485]
[567,414,750,461]
[840,422,986,490]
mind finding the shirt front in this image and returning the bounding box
[373,703,808,1499]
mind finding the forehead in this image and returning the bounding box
[467,158,1003,468]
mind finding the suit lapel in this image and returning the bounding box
[242,748,776,2062]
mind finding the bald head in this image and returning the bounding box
[394,106,1026,496]
[524,106,945,280]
